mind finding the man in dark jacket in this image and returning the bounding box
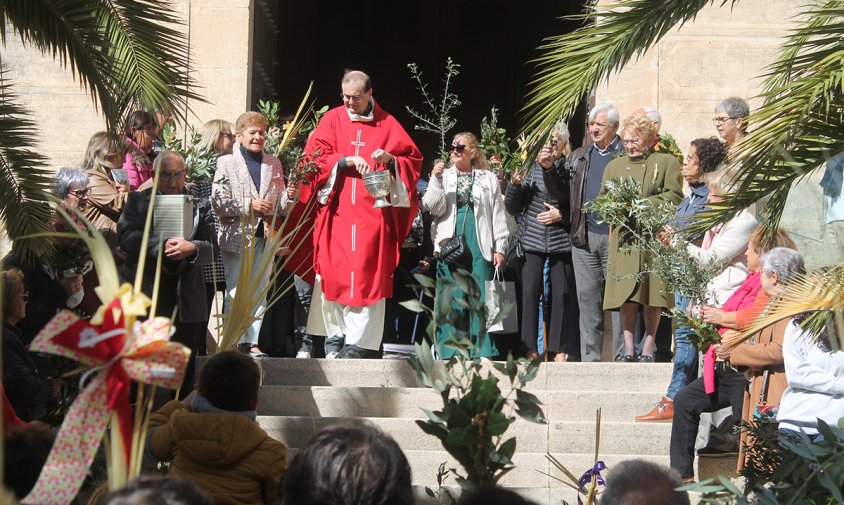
[565,103,623,362]
[117,151,213,396]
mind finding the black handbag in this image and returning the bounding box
[440,182,473,269]
[505,233,525,274]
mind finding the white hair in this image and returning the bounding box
[640,106,661,124]
[589,103,620,126]
[761,247,805,284]
[54,167,89,198]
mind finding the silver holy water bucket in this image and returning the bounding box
[363,170,392,208]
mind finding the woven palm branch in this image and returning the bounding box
[722,263,844,349]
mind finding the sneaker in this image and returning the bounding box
[296,351,311,359]
[325,351,339,360]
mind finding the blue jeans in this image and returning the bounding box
[666,292,698,399]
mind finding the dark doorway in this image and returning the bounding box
[252,0,587,162]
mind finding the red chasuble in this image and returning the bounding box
[284,103,422,306]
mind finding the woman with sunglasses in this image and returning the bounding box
[602,115,683,363]
[423,132,509,359]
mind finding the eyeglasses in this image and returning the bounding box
[341,93,367,102]
[684,155,698,163]
[622,138,641,146]
[22,291,29,302]
[70,188,91,198]
[588,121,609,128]
[448,144,467,153]
[221,133,235,140]
[712,116,738,125]
[160,171,186,182]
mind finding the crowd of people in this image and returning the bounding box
[3,67,844,502]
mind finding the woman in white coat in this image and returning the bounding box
[423,132,509,359]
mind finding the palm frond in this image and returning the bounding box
[722,263,844,349]
[688,2,844,237]
[0,0,202,133]
[521,0,732,149]
[0,65,54,258]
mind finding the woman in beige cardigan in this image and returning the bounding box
[82,132,129,245]
[212,111,296,356]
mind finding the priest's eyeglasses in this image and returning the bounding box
[341,93,366,102]
[448,144,467,153]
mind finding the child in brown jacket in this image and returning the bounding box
[147,350,286,505]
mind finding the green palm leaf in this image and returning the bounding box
[689,2,844,237]
[0,66,54,257]
[521,0,733,149]
[0,0,202,131]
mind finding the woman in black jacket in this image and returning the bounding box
[2,269,57,422]
[505,122,576,360]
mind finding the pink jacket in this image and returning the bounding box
[703,272,762,393]
[123,136,153,190]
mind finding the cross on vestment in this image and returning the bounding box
[351,129,365,156]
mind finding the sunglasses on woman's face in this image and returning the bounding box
[448,144,467,153]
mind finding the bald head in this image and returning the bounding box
[341,70,374,115]
[155,150,187,194]
[342,70,372,92]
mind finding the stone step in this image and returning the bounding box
[254,357,673,392]
[258,385,666,422]
[258,416,671,455]
[401,450,672,488]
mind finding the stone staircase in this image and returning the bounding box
[253,358,679,504]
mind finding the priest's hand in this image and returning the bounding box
[252,198,274,217]
[432,161,445,180]
[347,155,372,175]
[164,237,197,261]
[371,149,394,165]
[493,252,505,268]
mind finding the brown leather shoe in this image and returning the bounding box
[635,396,674,422]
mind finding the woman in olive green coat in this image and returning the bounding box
[602,115,683,362]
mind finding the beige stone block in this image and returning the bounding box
[187,67,250,124]
[190,6,252,69]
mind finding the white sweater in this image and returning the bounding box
[777,320,844,434]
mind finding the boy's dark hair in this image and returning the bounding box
[101,475,212,505]
[197,350,261,411]
[4,424,54,498]
[281,419,413,505]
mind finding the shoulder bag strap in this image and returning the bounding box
[758,369,770,406]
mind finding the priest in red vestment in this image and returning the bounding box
[286,70,422,358]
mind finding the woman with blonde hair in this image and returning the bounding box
[196,119,235,156]
[424,132,509,359]
[602,114,683,362]
[82,132,128,240]
[196,119,234,355]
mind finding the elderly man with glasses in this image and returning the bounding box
[559,102,625,362]
[118,151,214,397]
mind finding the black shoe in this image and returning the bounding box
[637,354,654,363]
[336,344,380,359]
[617,354,636,363]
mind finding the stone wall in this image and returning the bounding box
[595,0,827,268]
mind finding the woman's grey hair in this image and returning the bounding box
[552,120,571,146]
[589,103,620,126]
[761,247,805,284]
[715,97,750,119]
[54,168,89,198]
[599,459,690,505]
